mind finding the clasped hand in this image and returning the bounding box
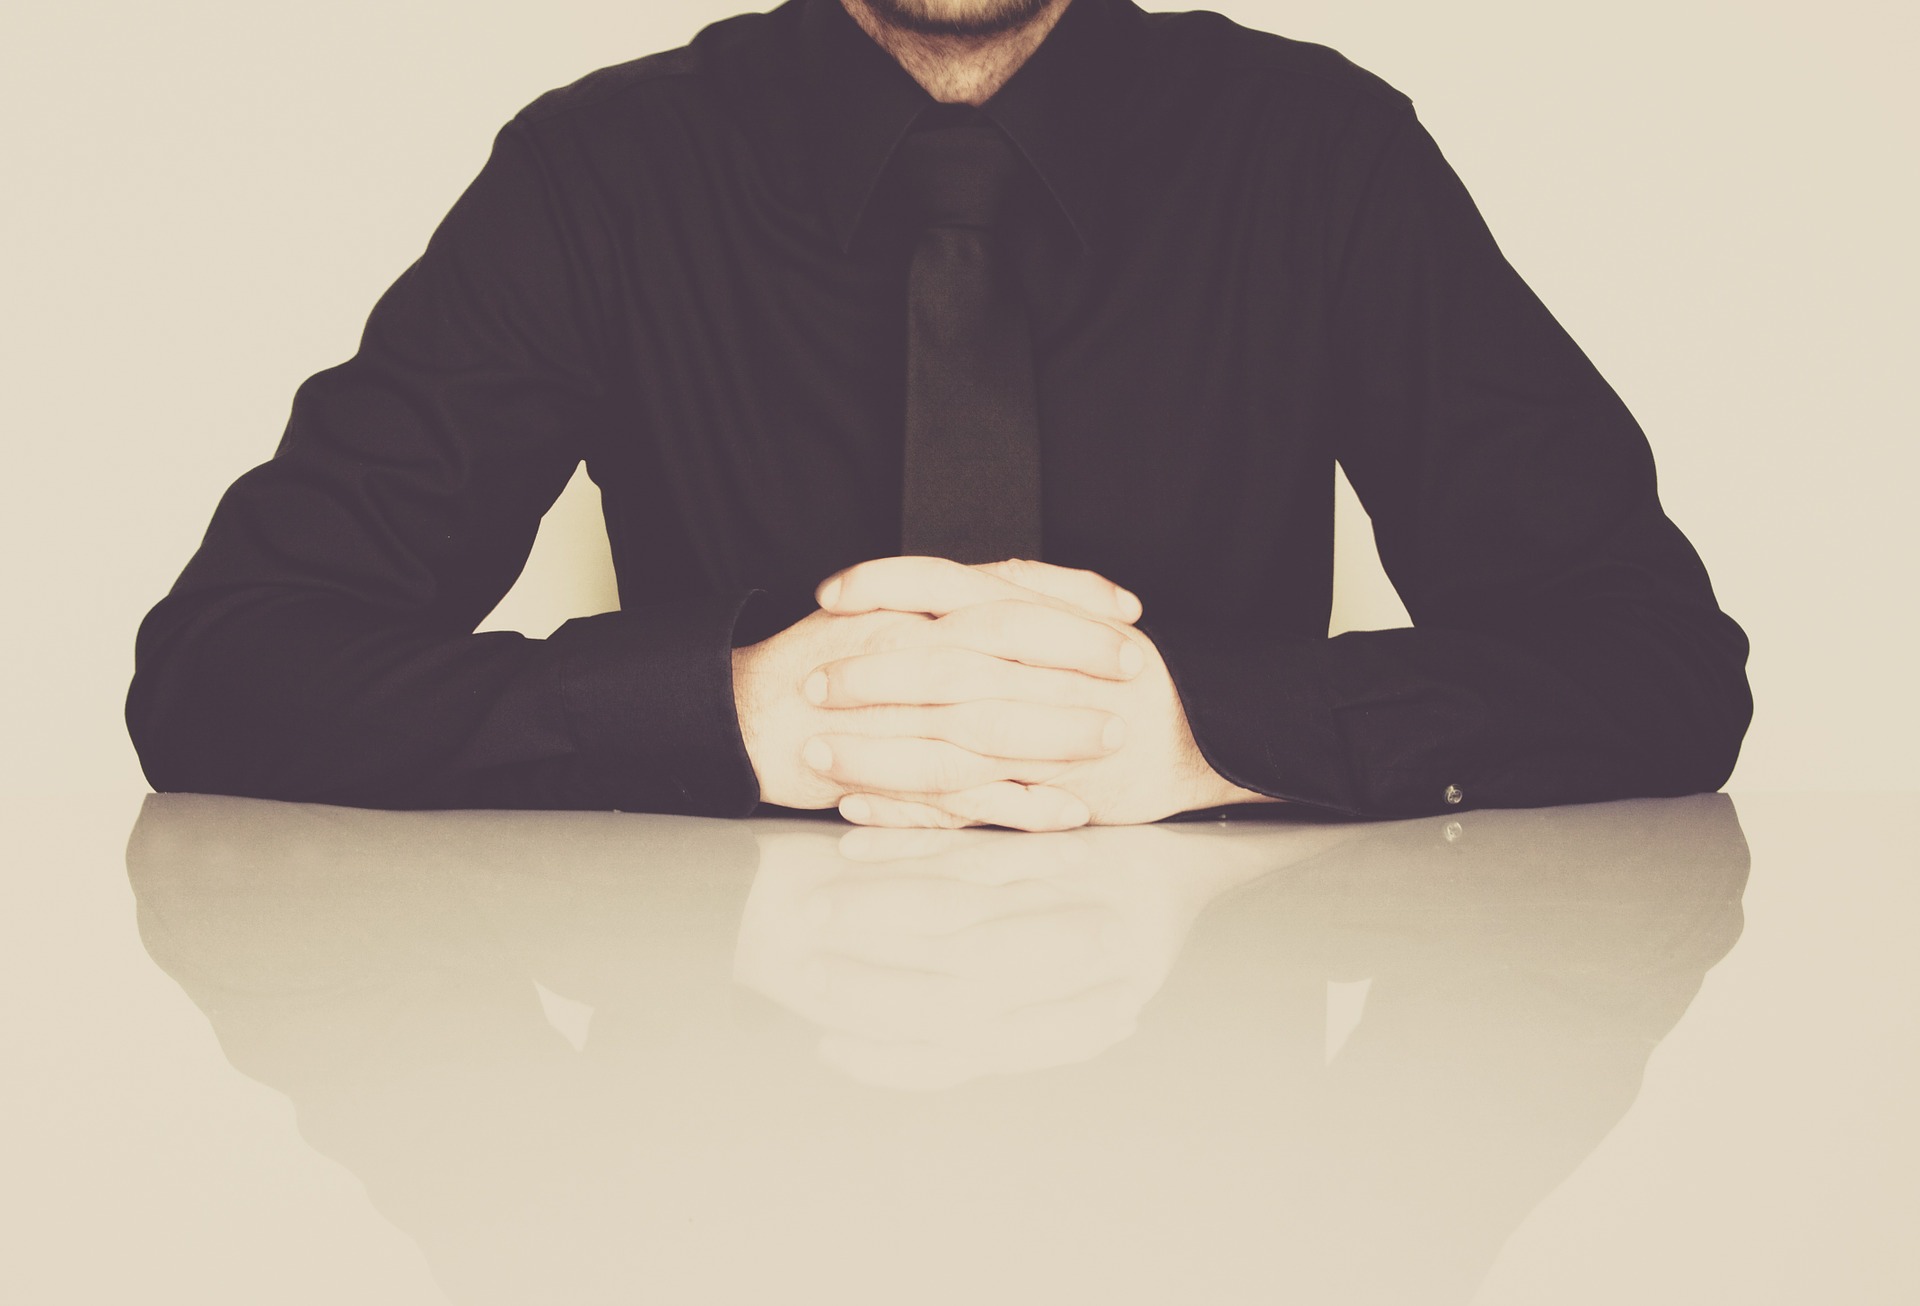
[732,556,1244,830]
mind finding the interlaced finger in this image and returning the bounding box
[973,558,1143,623]
[879,599,1143,680]
[808,645,1102,709]
[832,777,1091,833]
[808,733,1069,795]
[944,699,1123,760]
[817,555,1139,623]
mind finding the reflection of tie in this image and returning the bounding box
[892,109,1043,564]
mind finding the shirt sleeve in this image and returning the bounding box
[127,120,767,815]
[1141,104,1752,819]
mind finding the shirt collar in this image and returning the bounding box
[799,0,1145,255]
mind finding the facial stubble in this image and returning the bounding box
[854,0,1063,39]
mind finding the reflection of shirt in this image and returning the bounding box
[127,793,1751,1304]
[126,0,1751,818]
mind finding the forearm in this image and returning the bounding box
[1257,104,1753,816]
[121,111,782,813]
[129,586,766,814]
[1143,593,1750,819]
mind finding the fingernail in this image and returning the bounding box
[1118,642,1144,677]
[1101,717,1127,752]
[803,669,828,704]
[841,795,871,823]
[1117,588,1142,621]
[804,738,833,771]
[818,578,842,608]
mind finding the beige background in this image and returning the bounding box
[3,0,1913,797]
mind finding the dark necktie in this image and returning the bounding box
[891,110,1044,564]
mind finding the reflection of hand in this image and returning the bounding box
[804,557,1277,829]
[733,556,1146,830]
[733,823,1273,1090]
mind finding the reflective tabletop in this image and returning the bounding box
[8,792,1916,1303]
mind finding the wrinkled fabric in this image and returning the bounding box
[127,0,1750,818]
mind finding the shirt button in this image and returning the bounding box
[1443,821,1464,842]
[1443,784,1464,806]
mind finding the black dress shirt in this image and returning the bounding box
[126,0,1752,819]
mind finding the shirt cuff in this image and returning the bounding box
[1140,617,1346,814]
[549,589,770,817]
[1143,616,1486,819]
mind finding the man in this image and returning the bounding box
[126,0,1752,830]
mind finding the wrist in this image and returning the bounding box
[1177,738,1281,814]
[730,643,770,795]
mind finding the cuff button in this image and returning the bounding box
[1443,783,1464,806]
